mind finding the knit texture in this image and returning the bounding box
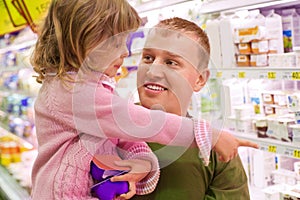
[124,144,160,195]
[193,119,212,166]
[32,76,157,199]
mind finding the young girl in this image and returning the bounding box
[30,0,257,199]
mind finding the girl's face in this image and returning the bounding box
[85,33,129,77]
[104,34,129,77]
[104,52,128,78]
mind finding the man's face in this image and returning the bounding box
[137,29,208,116]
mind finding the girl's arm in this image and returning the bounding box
[73,84,197,146]
[116,140,160,195]
[73,82,257,166]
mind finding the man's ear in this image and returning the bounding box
[194,69,210,92]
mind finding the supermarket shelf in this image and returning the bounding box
[0,165,31,200]
[0,66,25,72]
[0,126,34,150]
[199,0,300,14]
[210,67,300,81]
[233,132,300,159]
[132,0,192,13]
[0,87,38,98]
[0,40,36,55]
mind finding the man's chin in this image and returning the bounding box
[149,104,166,112]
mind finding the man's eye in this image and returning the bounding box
[142,55,154,63]
[166,60,178,66]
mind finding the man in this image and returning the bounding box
[132,17,251,199]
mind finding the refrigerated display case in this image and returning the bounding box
[0,31,38,199]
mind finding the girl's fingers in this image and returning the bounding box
[119,182,136,199]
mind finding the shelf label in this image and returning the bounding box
[216,71,223,78]
[238,71,246,79]
[268,145,277,153]
[267,72,276,79]
[294,149,300,159]
[258,72,266,79]
[282,71,291,80]
[259,143,269,152]
[292,72,300,80]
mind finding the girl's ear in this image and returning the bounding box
[193,69,210,92]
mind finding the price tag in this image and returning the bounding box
[292,72,300,80]
[259,143,268,152]
[268,145,277,153]
[294,149,300,158]
[282,72,290,80]
[267,72,276,80]
[238,71,246,79]
[258,72,266,79]
[216,71,223,78]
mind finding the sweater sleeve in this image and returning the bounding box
[193,118,212,166]
[118,140,160,195]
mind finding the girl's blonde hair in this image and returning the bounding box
[31,0,141,83]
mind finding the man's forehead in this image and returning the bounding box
[146,28,195,45]
[143,48,184,58]
[143,27,203,68]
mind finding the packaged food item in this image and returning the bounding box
[293,46,300,67]
[236,117,253,133]
[234,10,267,43]
[290,124,300,145]
[262,92,274,104]
[264,105,276,115]
[287,93,300,112]
[221,78,246,117]
[251,40,269,54]
[219,12,241,67]
[265,9,284,54]
[235,26,267,43]
[233,104,254,119]
[254,116,268,138]
[206,15,223,68]
[268,52,296,67]
[281,8,300,52]
[294,111,300,124]
[238,43,251,54]
[294,161,300,176]
[280,184,300,199]
[224,116,236,131]
[250,54,268,66]
[0,142,12,166]
[237,55,250,66]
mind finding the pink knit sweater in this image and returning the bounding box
[31,72,210,199]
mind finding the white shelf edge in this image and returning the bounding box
[199,0,300,14]
[233,132,300,159]
[133,0,192,13]
[0,165,30,200]
[209,67,300,81]
[0,39,36,55]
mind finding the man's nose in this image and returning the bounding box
[147,62,164,79]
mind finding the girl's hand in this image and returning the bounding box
[110,159,152,199]
[213,131,259,162]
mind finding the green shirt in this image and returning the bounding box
[132,143,250,200]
